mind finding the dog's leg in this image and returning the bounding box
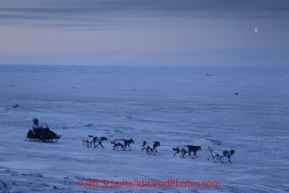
[95,142,102,147]
[180,150,184,158]
[221,158,224,164]
[114,143,120,150]
[146,148,150,155]
[93,141,97,148]
[181,151,187,158]
[193,151,198,159]
[123,142,128,150]
[146,147,151,155]
[99,142,105,148]
[187,151,194,159]
[128,144,132,151]
[227,156,232,163]
[149,148,153,155]
[153,148,156,155]
[173,150,179,157]
[94,141,98,148]
[217,156,224,163]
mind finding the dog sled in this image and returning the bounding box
[25,123,61,143]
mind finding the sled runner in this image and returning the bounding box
[25,123,61,143]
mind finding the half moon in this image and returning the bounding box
[254,27,258,33]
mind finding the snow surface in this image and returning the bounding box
[0,65,289,193]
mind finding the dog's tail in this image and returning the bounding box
[142,141,146,147]
[172,147,178,151]
[207,146,213,160]
[208,146,213,152]
[111,139,116,144]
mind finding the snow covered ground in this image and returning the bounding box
[0,65,289,193]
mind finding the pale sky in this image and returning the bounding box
[0,0,288,66]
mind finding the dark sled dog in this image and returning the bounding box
[92,136,108,148]
[172,145,201,159]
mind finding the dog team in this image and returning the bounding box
[82,135,235,164]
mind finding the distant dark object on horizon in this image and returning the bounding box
[85,123,94,127]
[11,104,19,108]
[11,84,14,86]
[73,87,76,89]
[235,93,239,95]
[206,74,217,76]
